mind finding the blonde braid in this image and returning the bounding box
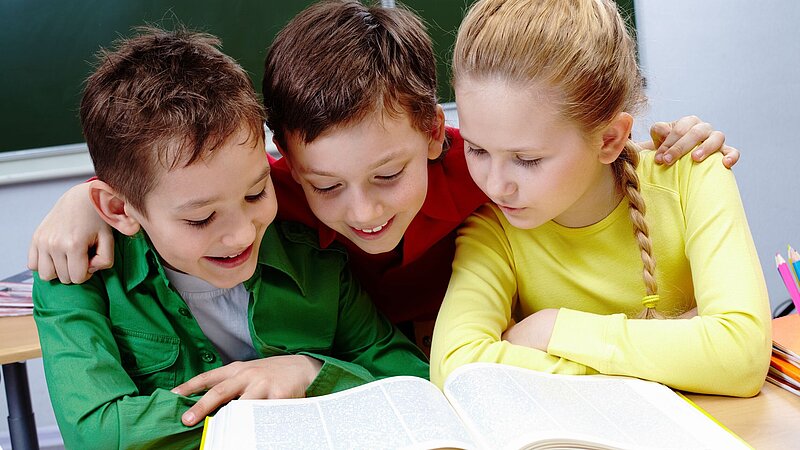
[614,141,663,319]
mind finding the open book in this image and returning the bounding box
[200,363,748,450]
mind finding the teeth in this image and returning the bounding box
[357,220,389,234]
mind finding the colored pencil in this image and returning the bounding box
[789,245,800,287]
[776,253,800,313]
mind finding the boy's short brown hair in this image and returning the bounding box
[263,0,438,150]
[81,26,264,215]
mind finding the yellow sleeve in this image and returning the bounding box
[430,204,594,388]
[547,153,771,396]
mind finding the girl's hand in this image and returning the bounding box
[171,355,323,426]
[28,182,114,284]
[646,115,740,168]
[501,308,559,352]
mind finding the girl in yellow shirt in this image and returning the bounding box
[431,0,771,396]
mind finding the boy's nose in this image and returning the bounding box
[222,215,258,249]
[347,189,384,225]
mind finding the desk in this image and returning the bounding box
[0,315,41,450]
[1,311,798,450]
[687,382,800,449]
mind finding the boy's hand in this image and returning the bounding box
[28,183,114,283]
[646,115,739,168]
[171,355,323,426]
[501,308,559,352]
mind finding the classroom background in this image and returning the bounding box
[1,1,798,448]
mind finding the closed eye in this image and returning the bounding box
[466,146,488,157]
[375,168,404,182]
[186,213,215,228]
[245,188,269,202]
[311,184,341,195]
[515,156,542,168]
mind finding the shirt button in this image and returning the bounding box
[178,307,192,318]
[200,350,216,363]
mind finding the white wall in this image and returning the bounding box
[633,0,800,314]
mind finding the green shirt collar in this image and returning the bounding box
[119,223,306,295]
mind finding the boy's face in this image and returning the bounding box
[282,112,443,254]
[128,129,277,288]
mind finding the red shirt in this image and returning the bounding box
[270,127,488,325]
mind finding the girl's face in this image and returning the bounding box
[282,110,444,254]
[456,79,619,229]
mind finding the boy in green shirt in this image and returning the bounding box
[32,27,428,450]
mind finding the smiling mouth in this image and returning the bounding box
[355,219,389,234]
[206,244,253,268]
[351,217,393,239]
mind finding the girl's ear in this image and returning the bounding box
[88,180,141,236]
[598,112,634,165]
[427,105,447,160]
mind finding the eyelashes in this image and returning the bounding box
[185,188,270,228]
[466,145,542,168]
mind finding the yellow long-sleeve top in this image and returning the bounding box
[431,152,771,397]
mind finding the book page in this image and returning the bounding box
[443,363,749,450]
[204,376,477,450]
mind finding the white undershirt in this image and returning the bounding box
[164,267,258,364]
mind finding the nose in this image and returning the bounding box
[221,209,258,249]
[346,187,384,225]
[485,159,516,200]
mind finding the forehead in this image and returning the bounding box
[146,131,268,205]
[456,79,572,148]
[285,112,428,173]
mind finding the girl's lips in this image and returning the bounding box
[205,244,253,269]
[351,216,394,240]
[498,204,524,214]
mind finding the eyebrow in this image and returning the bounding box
[307,152,404,177]
[174,166,271,212]
[461,133,542,154]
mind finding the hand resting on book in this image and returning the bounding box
[171,355,323,426]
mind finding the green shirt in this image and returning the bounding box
[34,220,429,450]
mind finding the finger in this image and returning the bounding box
[27,241,40,272]
[689,130,725,162]
[34,252,57,281]
[52,252,73,285]
[182,381,241,426]
[720,145,740,169]
[649,122,671,151]
[68,246,91,285]
[88,229,116,274]
[172,362,231,395]
[656,116,702,155]
[661,122,713,165]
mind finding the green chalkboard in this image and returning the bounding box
[0,0,633,153]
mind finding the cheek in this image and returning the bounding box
[465,157,488,190]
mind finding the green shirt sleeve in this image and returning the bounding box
[302,262,429,396]
[33,274,202,450]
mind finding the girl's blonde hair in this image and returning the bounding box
[454,0,662,318]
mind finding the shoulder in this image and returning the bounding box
[637,150,735,198]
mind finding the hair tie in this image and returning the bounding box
[641,294,660,310]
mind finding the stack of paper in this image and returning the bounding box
[766,314,800,396]
[0,270,33,317]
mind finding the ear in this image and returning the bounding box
[427,105,447,160]
[598,112,634,165]
[88,180,141,236]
